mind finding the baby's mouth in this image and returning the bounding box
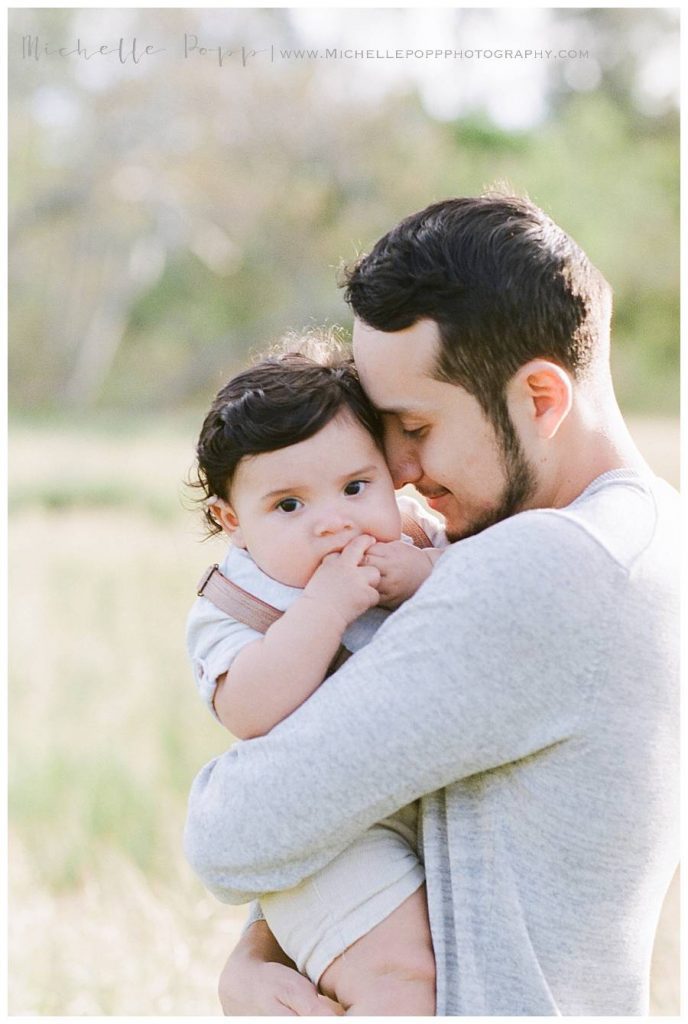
[322,534,360,558]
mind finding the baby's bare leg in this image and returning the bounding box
[319,886,435,1016]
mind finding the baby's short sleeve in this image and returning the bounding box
[186,596,262,720]
[396,493,450,549]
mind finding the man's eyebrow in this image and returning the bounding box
[377,404,420,416]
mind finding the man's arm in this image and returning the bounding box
[185,514,597,902]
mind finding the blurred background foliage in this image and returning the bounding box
[8,7,680,1015]
[9,6,679,416]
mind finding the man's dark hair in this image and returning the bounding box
[193,345,383,535]
[343,192,612,428]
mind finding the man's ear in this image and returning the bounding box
[208,499,246,548]
[507,359,573,440]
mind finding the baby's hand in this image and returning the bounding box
[365,540,441,610]
[303,535,381,629]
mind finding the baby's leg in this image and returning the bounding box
[318,885,435,1016]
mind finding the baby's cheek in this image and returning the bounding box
[266,545,318,589]
[292,559,322,589]
[379,507,403,542]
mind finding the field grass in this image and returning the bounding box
[8,416,680,1015]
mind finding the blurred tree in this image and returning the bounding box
[8,7,679,414]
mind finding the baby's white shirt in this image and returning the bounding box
[186,494,447,718]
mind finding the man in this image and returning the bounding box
[185,193,679,1015]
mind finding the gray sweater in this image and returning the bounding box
[185,470,680,1015]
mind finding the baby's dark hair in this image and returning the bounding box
[193,333,384,536]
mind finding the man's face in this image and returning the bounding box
[352,318,537,542]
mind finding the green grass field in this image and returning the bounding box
[8,417,680,1014]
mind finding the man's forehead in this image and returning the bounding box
[352,318,440,410]
[352,317,440,361]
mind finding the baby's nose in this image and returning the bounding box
[314,508,355,537]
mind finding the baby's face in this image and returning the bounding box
[225,411,402,587]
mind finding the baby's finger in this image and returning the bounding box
[363,550,387,569]
[365,541,389,557]
[362,565,381,588]
[340,533,376,565]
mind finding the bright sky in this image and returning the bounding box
[287,8,679,130]
[22,7,680,134]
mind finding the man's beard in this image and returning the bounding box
[445,408,538,543]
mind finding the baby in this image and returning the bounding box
[186,340,448,1015]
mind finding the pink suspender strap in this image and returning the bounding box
[197,564,282,633]
[196,564,351,677]
[400,511,433,549]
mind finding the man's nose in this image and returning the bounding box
[385,438,423,489]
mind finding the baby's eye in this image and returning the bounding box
[402,426,427,440]
[344,480,367,496]
[276,497,303,513]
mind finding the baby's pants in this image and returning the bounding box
[260,808,425,985]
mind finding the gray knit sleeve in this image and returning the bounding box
[185,511,601,903]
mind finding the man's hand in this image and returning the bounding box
[218,959,343,1016]
[365,540,442,609]
[218,920,345,1016]
[303,534,381,629]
